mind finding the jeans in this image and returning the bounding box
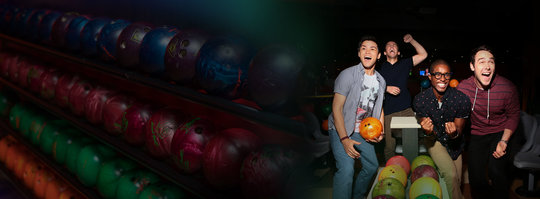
[329,129,379,199]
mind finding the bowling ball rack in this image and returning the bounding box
[0,124,100,199]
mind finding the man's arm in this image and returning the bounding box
[332,93,361,159]
[445,118,466,138]
[403,34,428,66]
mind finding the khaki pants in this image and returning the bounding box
[383,108,415,161]
[425,137,464,199]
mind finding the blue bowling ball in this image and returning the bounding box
[80,18,111,56]
[10,8,36,37]
[37,11,62,45]
[65,15,90,51]
[195,35,255,99]
[139,26,180,75]
[420,79,430,88]
[24,9,50,41]
[97,19,131,62]
[248,44,306,111]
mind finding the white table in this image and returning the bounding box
[391,117,421,163]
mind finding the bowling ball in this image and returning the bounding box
[138,183,186,199]
[50,12,79,47]
[164,28,210,84]
[80,17,111,56]
[411,165,439,183]
[22,159,41,189]
[115,169,160,199]
[96,158,137,198]
[65,15,90,51]
[39,68,62,99]
[59,187,83,199]
[17,58,31,87]
[203,128,261,189]
[0,52,11,77]
[415,194,440,199]
[19,108,38,138]
[33,167,55,199]
[76,144,116,186]
[8,103,26,130]
[39,120,70,155]
[0,6,18,33]
[320,103,332,116]
[54,74,80,108]
[322,119,329,131]
[0,135,17,163]
[248,44,306,111]
[65,137,93,173]
[195,35,255,99]
[240,145,300,199]
[145,107,186,158]
[122,102,155,146]
[420,79,430,89]
[97,19,131,61]
[68,78,94,116]
[386,155,411,176]
[0,90,16,117]
[102,94,134,135]
[84,86,117,124]
[449,79,459,88]
[378,165,407,187]
[37,11,62,45]
[139,26,180,75]
[10,8,36,37]
[24,9,51,41]
[372,177,405,199]
[411,155,436,171]
[44,178,68,199]
[409,177,442,199]
[359,117,383,140]
[52,129,81,164]
[28,113,50,144]
[116,22,154,68]
[170,117,216,173]
[27,63,47,94]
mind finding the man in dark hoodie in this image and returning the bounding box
[457,45,520,199]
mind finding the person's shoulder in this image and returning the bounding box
[456,76,475,90]
[414,88,430,100]
[451,87,470,100]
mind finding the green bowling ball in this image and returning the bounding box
[320,103,332,116]
[39,120,70,155]
[138,183,186,199]
[29,114,51,145]
[76,144,116,186]
[19,108,37,138]
[52,129,80,164]
[65,137,94,173]
[96,158,137,199]
[8,103,25,130]
[115,170,160,199]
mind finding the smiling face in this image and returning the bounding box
[358,40,381,69]
[470,50,495,89]
[429,63,451,95]
[384,41,399,58]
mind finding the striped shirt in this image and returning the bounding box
[457,75,520,135]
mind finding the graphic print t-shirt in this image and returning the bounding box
[354,73,379,133]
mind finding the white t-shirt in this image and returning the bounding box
[354,73,379,132]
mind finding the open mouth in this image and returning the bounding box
[482,72,491,77]
[364,56,372,61]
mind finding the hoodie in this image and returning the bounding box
[457,75,520,135]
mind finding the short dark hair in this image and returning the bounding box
[470,45,495,63]
[358,35,379,50]
[429,59,450,73]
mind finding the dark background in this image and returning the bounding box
[5,0,540,113]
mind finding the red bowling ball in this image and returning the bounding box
[170,117,215,173]
[68,78,94,116]
[121,102,155,146]
[102,94,134,135]
[27,63,47,93]
[164,29,209,84]
[17,59,31,87]
[203,128,261,189]
[116,22,154,68]
[55,74,80,108]
[39,68,62,99]
[84,87,117,124]
[145,107,186,158]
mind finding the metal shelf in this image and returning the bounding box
[0,78,231,199]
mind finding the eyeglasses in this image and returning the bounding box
[429,72,453,79]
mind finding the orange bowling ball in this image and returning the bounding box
[449,79,459,88]
[359,117,382,140]
[322,119,329,131]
